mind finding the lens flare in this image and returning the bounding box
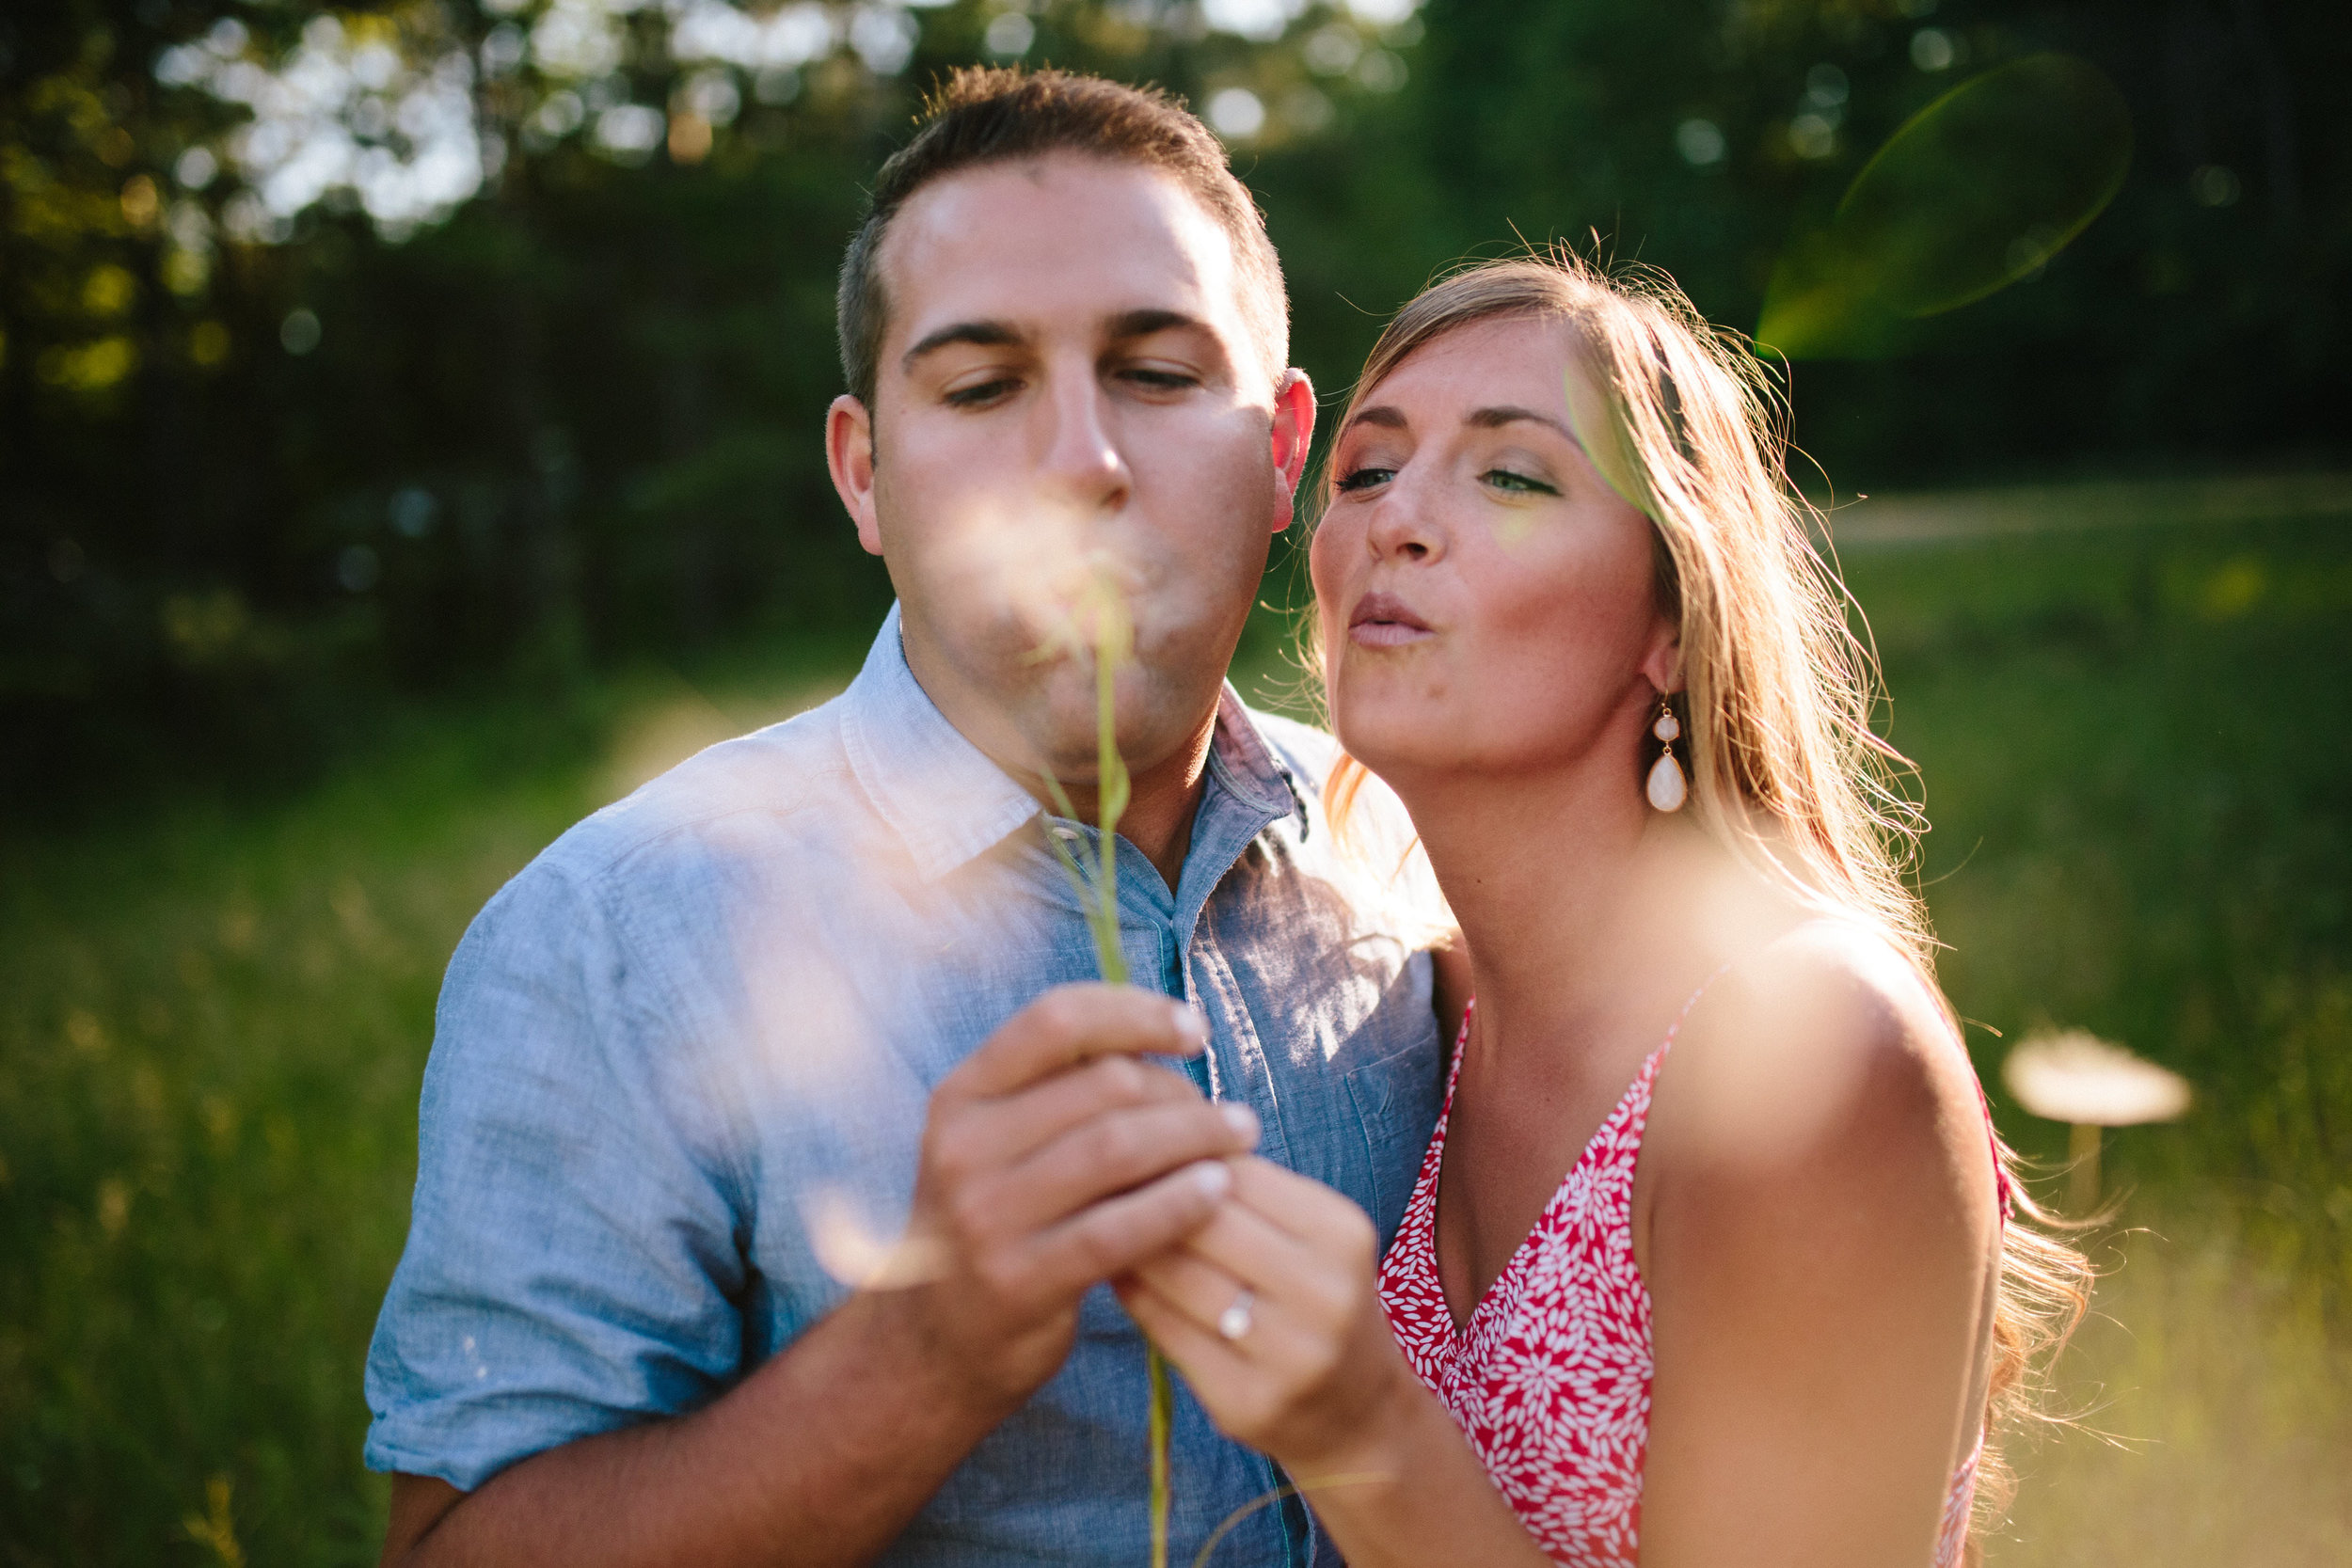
[1757,54,2133,360]
[803,1186,946,1291]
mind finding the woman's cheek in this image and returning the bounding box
[1307,526,1351,660]
[1306,515,1347,596]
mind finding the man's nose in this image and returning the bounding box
[1036,367,1130,511]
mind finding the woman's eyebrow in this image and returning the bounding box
[1465,404,1582,448]
[1344,404,1409,434]
[1344,404,1587,449]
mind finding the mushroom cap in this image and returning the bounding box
[2003,1029,2192,1127]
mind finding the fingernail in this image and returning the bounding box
[1219,1102,1261,1145]
[1169,1001,1209,1053]
[1191,1160,1233,1199]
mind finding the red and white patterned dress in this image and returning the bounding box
[1376,995,1993,1567]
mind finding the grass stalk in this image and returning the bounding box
[1037,623,1170,1567]
[1149,1346,1174,1568]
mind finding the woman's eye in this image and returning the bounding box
[1482,467,1560,496]
[1336,466,1394,493]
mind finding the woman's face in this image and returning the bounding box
[1311,312,1679,795]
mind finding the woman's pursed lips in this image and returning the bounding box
[1348,591,1434,648]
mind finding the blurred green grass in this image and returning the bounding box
[1841,493,2352,1565]
[3,482,2348,1564]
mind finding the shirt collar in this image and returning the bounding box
[839,604,1042,882]
[839,603,1308,882]
[1204,682,1306,830]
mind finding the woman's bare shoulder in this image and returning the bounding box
[1648,919,1987,1206]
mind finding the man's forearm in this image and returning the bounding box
[387,1290,1016,1568]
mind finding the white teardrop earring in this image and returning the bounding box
[1645,698,1688,813]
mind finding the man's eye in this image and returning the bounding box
[1121,368,1200,391]
[1482,467,1560,496]
[944,378,1019,407]
[1336,467,1394,493]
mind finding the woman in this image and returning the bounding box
[1116,254,2088,1566]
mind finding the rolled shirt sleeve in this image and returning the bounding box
[364,857,749,1491]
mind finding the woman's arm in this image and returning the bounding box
[1116,1160,1552,1567]
[1636,933,2002,1568]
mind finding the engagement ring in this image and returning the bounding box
[1217,1288,1254,1341]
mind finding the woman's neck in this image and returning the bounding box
[1400,756,1765,1064]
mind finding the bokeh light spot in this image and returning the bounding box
[189,320,231,366]
[174,145,219,189]
[1303,24,1361,77]
[668,110,714,164]
[1676,118,1725,166]
[1911,27,1958,72]
[279,308,321,356]
[389,486,439,539]
[1355,48,1407,93]
[2191,164,2241,208]
[984,12,1036,56]
[1206,87,1266,139]
[337,545,381,594]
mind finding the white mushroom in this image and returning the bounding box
[2004,1029,2193,1126]
[2003,1029,2191,1213]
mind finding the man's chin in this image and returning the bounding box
[1005,670,1216,783]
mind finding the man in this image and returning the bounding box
[367,68,1445,1567]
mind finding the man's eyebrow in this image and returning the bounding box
[900,319,1025,372]
[1104,308,1212,343]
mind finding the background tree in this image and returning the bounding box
[3,0,2343,811]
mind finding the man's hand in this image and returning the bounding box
[382,981,1258,1568]
[879,982,1263,1419]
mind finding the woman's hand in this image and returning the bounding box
[1114,1156,1416,1474]
[1119,1157,1557,1568]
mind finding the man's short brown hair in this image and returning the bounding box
[835,67,1290,409]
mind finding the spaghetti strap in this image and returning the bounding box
[1665,959,1739,1040]
[1973,1076,2018,1224]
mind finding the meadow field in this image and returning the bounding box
[3,478,2347,1565]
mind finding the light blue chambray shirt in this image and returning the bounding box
[364,606,1446,1565]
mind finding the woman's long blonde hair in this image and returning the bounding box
[1317,249,2089,1540]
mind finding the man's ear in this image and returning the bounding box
[1268,368,1316,534]
[826,394,883,557]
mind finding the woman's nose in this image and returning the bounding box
[1363,468,1443,563]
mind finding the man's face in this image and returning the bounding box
[827,152,1311,784]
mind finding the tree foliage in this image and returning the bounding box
[2,0,2343,809]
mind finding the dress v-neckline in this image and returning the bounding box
[1429,1022,1671,1338]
